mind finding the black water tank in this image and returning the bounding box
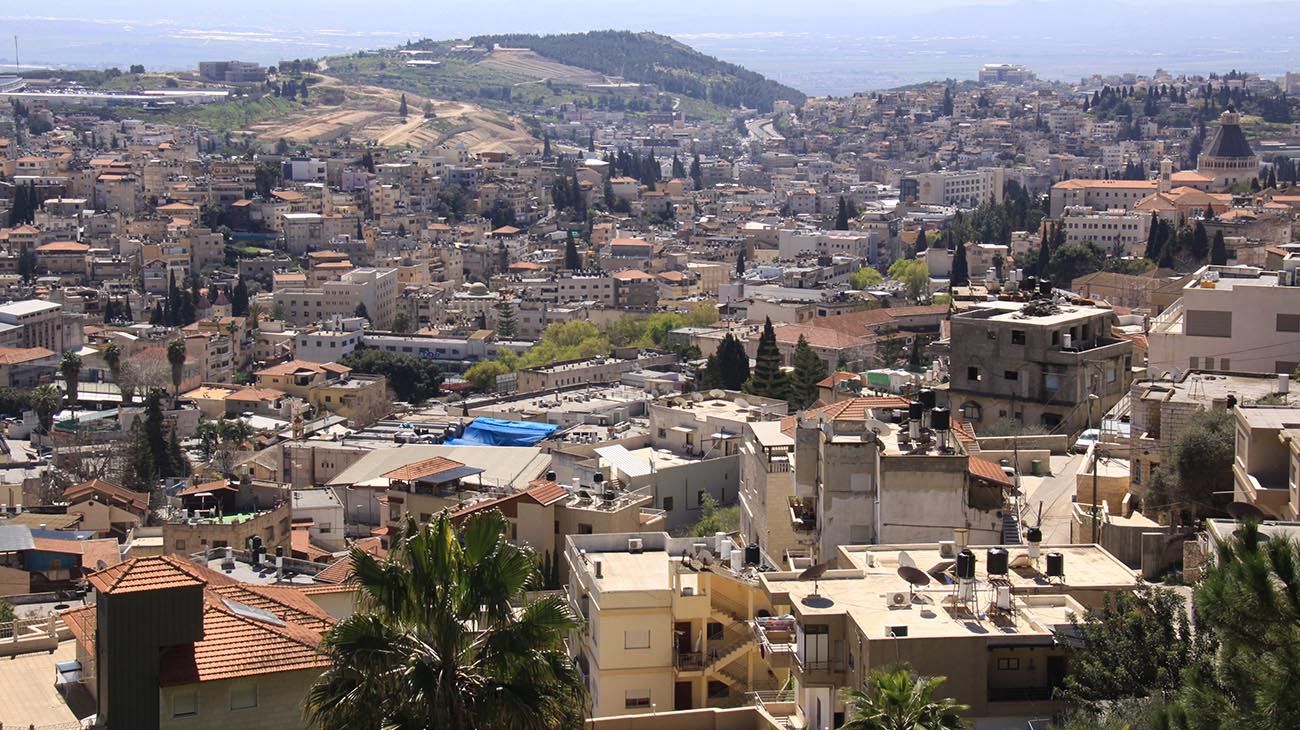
[745,543,761,566]
[1024,275,1037,293]
[546,470,557,482]
[987,547,1009,576]
[1226,394,1237,409]
[275,545,284,558]
[1025,526,1043,544]
[250,535,263,552]
[919,388,936,410]
[1040,278,1053,297]
[593,472,604,484]
[931,408,950,431]
[908,401,924,421]
[1046,551,1065,578]
[956,548,977,579]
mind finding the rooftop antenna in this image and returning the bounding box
[13,35,17,73]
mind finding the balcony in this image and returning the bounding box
[789,497,817,531]
[752,616,796,669]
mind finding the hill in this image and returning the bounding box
[468,31,804,113]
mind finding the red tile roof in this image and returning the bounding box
[524,480,569,507]
[63,478,149,513]
[968,456,1014,488]
[87,555,208,595]
[380,455,468,482]
[177,480,237,497]
[158,601,327,685]
[0,346,55,365]
[780,396,911,437]
[290,525,334,563]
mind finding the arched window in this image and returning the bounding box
[961,401,982,422]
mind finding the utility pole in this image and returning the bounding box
[13,35,18,73]
[1089,394,1100,544]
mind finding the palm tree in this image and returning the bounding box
[166,339,187,400]
[306,511,587,730]
[60,351,82,419]
[102,342,127,405]
[838,666,967,730]
[30,384,61,434]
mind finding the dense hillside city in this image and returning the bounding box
[1,22,1299,730]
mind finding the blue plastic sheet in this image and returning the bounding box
[445,417,558,446]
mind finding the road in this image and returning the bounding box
[1019,452,1085,544]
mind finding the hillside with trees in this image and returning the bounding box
[467,31,804,112]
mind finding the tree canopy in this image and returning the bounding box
[341,348,444,403]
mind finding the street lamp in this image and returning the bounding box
[1088,394,1101,544]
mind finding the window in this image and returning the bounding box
[625,691,652,709]
[1185,310,1232,338]
[1011,329,1025,344]
[625,629,651,649]
[996,657,1021,671]
[961,402,982,421]
[1278,314,1300,333]
[175,539,187,551]
[1189,356,1199,369]
[1004,370,1019,381]
[1219,358,1229,371]
[663,496,674,511]
[967,367,981,382]
[658,428,666,438]
[172,687,198,717]
[578,523,593,535]
[319,522,332,534]
[230,681,257,710]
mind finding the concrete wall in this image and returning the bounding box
[158,668,321,730]
[978,449,1053,476]
[587,706,782,730]
[976,435,1070,453]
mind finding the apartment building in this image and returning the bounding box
[948,299,1133,434]
[273,267,398,330]
[565,532,784,718]
[753,541,1141,729]
[294,318,365,363]
[912,167,1006,207]
[1147,264,1300,377]
[1070,271,1179,314]
[1048,179,1158,218]
[777,229,880,264]
[740,396,1015,568]
[1233,404,1300,520]
[0,300,73,353]
[516,352,677,392]
[1058,206,1151,257]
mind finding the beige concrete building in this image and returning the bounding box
[1233,405,1300,520]
[754,541,1140,730]
[273,267,399,330]
[565,532,785,718]
[1148,264,1300,377]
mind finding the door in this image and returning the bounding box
[674,681,693,711]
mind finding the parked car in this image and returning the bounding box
[1073,428,1100,453]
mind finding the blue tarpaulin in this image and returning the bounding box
[445,417,558,447]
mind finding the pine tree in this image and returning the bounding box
[671,153,686,179]
[788,335,827,409]
[714,333,750,391]
[689,154,702,190]
[150,302,164,325]
[735,250,746,277]
[1037,225,1052,281]
[1144,212,1162,260]
[563,234,582,271]
[1210,230,1229,265]
[494,300,517,339]
[231,276,249,317]
[951,242,970,287]
[746,318,787,401]
[914,221,928,255]
[1191,221,1210,262]
[942,85,954,117]
[542,134,551,158]
[398,94,408,118]
[103,298,117,323]
[835,197,850,230]
[1266,168,1277,189]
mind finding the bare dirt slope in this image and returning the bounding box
[477,48,606,84]
[251,73,538,155]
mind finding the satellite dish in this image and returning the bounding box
[692,392,705,402]
[797,561,832,582]
[897,565,930,587]
[1226,501,1265,521]
[897,551,917,569]
[734,398,749,409]
[709,389,725,399]
[798,561,835,607]
[96,560,108,571]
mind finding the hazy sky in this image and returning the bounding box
[5,0,1299,93]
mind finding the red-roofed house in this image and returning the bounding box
[64,478,151,538]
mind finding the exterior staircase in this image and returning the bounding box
[1002,510,1022,545]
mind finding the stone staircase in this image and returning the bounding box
[1002,510,1022,545]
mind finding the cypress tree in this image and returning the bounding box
[1037,225,1052,281]
[1210,230,1229,266]
[834,197,850,230]
[232,276,250,317]
[121,296,134,323]
[1191,221,1210,262]
[788,335,827,409]
[1144,213,1162,260]
[689,154,702,190]
[398,94,408,118]
[951,242,970,287]
[671,153,686,179]
[746,318,787,401]
[736,250,746,277]
[494,300,517,339]
[714,333,750,391]
[563,234,582,271]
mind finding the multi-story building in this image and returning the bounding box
[978,63,1036,85]
[1048,179,1158,218]
[516,352,677,392]
[1058,206,1152,257]
[912,167,1006,208]
[1232,403,1300,520]
[1148,264,1300,377]
[947,299,1133,434]
[564,531,784,717]
[740,396,1016,568]
[273,267,398,330]
[0,300,69,353]
[753,540,1140,729]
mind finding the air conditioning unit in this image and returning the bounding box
[888,591,911,608]
[627,537,643,553]
[938,540,956,559]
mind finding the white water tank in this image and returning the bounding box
[1063,333,1073,350]
[1280,373,1290,395]
[731,549,744,571]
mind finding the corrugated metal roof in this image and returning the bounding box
[595,445,653,478]
[0,524,35,552]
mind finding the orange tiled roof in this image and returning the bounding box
[206,581,334,634]
[380,455,467,482]
[35,241,90,253]
[87,555,208,595]
[177,480,236,497]
[0,347,54,365]
[64,478,149,513]
[158,601,327,686]
[290,525,334,563]
[968,456,1014,488]
[525,480,568,506]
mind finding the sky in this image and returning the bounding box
[4,1,1299,94]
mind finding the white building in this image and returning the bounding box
[273,267,399,330]
[1148,264,1300,377]
[913,167,1007,207]
[1059,206,1152,257]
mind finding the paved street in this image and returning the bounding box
[1018,453,1085,544]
